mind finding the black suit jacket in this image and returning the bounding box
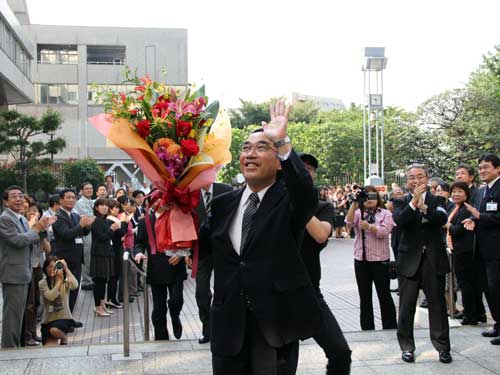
[473,179,500,260]
[134,214,187,285]
[52,209,90,265]
[393,192,450,277]
[195,183,233,225]
[200,150,321,356]
[448,204,474,255]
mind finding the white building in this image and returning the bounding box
[1,0,188,183]
[291,92,345,111]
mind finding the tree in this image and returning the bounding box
[229,99,270,129]
[0,109,65,191]
[61,158,106,192]
[289,100,320,123]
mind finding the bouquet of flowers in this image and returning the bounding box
[89,69,231,276]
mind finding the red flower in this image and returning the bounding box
[176,120,192,137]
[136,119,151,138]
[180,139,199,156]
[129,109,138,115]
[135,85,146,92]
[119,93,126,103]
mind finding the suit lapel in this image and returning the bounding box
[6,210,25,233]
[241,180,286,257]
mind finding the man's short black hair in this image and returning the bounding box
[97,183,107,191]
[456,164,475,177]
[479,153,500,168]
[298,152,319,169]
[132,190,145,198]
[48,194,60,208]
[2,185,24,201]
[80,181,93,191]
[59,188,76,199]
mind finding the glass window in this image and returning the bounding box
[87,45,126,65]
[37,44,78,64]
[35,84,79,105]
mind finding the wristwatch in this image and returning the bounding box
[273,136,291,148]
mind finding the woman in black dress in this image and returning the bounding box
[106,199,131,308]
[90,199,121,317]
[445,181,486,325]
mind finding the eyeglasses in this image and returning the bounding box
[240,142,276,154]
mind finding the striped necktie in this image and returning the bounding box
[240,192,260,253]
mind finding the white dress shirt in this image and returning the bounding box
[228,184,272,255]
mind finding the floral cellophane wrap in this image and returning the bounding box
[89,108,231,277]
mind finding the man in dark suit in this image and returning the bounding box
[298,153,352,375]
[393,164,452,364]
[194,182,233,344]
[52,189,94,316]
[454,163,487,322]
[455,164,479,208]
[462,153,500,345]
[200,101,321,375]
[134,206,188,340]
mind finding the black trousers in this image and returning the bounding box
[106,276,119,303]
[397,252,450,352]
[212,310,298,375]
[453,253,486,320]
[67,261,81,313]
[482,257,500,332]
[150,277,184,340]
[195,255,213,338]
[354,260,397,330]
[93,277,107,306]
[313,290,352,375]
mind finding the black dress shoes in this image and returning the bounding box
[439,351,453,363]
[72,320,83,328]
[478,314,487,323]
[461,317,478,325]
[482,328,499,338]
[491,337,500,345]
[172,316,183,339]
[198,336,210,344]
[401,351,415,363]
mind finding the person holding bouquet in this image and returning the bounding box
[199,100,321,375]
[134,201,188,340]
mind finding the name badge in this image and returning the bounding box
[75,238,83,244]
[486,201,498,212]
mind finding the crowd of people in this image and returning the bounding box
[0,99,498,374]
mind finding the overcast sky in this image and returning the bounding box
[27,0,500,111]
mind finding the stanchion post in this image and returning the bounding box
[123,251,130,356]
[449,252,455,318]
[143,272,150,341]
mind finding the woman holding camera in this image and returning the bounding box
[346,186,397,330]
[90,199,122,316]
[38,256,78,345]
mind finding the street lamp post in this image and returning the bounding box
[362,47,387,185]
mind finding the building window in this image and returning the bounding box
[87,46,126,65]
[35,84,79,105]
[0,17,32,78]
[37,44,78,64]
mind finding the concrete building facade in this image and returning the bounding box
[0,0,188,183]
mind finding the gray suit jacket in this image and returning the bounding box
[0,208,40,284]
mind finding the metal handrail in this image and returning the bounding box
[121,251,150,357]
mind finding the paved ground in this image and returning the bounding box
[0,238,497,374]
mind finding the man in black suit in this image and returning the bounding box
[298,153,352,375]
[194,182,232,344]
[134,205,188,340]
[455,164,479,207]
[393,164,452,364]
[52,189,94,317]
[462,153,500,345]
[200,100,321,375]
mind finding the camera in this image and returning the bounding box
[55,261,64,270]
[353,187,378,205]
